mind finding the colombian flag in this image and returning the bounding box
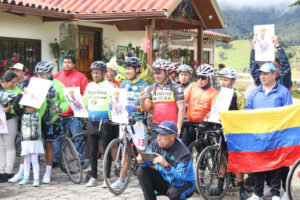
[220,103,300,173]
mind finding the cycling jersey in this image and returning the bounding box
[83,80,116,122]
[1,85,22,120]
[185,82,218,123]
[229,89,246,110]
[146,79,184,124]
[121,77,149,121]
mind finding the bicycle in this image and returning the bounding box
[103,119,140,195]
[286,157,300,200]
[195,123,230,200]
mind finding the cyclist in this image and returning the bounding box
[167,62,180,83]
[140,58,185,140]
[105,62,121,88]
[10,63,29,90]
[208,67,248,200]
[136,121,195,200]
[83,61,117,187]
[177,64,193,93]
[183,64,218,147]
[52,54,88,167]
[110,57,149,190]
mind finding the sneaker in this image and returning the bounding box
[102,181,107,188]
[33,179,40,187]
[272,196,280,200]
[42,176,51,184]
[19,178,29,185]
[8,173,23,183]
[86,178,98,187]
[111,178,126,190]
[247,194,263,200]
[281,192,288,200]
[263,185,272,197]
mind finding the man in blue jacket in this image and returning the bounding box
[136,121,195,200]
[245,63,292,200]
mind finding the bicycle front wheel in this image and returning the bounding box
[103,138,131,195]
[287,158,300,200]
[61,137,82,184]
[196,145,229,200]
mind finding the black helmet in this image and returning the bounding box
[116,52,125,66]
[124,57,141,68]
[127,50,136,57]
[90,61,107,71]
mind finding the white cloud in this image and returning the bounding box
[217,0,295,9]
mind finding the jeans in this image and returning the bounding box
[53,116,84,163]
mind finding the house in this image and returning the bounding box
[0,0,226,77]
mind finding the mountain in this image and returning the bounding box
[214,6,300,45]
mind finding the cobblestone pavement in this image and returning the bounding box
[0,159,276,200]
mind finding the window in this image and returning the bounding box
[203,51,210,64]
[0,37,41,74]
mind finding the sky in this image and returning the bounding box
[217,0,296,9]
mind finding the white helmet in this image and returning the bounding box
[151,58,169,71]
[35,61,54,74]
[218,67,237,80]
[177,64,193,74]
[196,64,214,77]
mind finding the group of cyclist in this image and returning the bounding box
[0,35,293,200]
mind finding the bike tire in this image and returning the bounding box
[286,158,300,200]
[103,138,131,195]
[196,145,229,200]
[61,137,82,184]
[71,132,89,170]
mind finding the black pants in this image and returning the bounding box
[137,166,194,200]
[266,166,289,191]
[253,168,281,197]
[182,125,197,148]
[87,121,118,178]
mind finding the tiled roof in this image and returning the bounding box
[0,0,179,14]
[185,29,231,41]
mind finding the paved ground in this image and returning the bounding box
[0,159,251,200]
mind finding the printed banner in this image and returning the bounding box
[64,87,88,118]
[19,77,51,109]
[0,106,8,134]
[254,24,275,61]
[110,88,129,124]
[220,103,300,173]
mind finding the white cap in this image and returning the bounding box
[11,63,24,71]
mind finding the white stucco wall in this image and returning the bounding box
[0,12,144,73]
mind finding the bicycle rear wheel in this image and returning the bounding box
[71,133,89,170]
[103,138,131,195]
[61,137,82,184]
[287,158,300,200]
[196,145,229,200]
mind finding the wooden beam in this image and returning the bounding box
[162,16,202,26]
[147,19,155,67]
[190,0,207,29]
[197,26,203,65]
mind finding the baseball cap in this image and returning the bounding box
[258,63,276,73]
[154,121,178,135]
[11,63,24,71]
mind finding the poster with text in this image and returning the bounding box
[110,88,129,124]
[254,24,275,61]
[19,77,51,109]
[0,106,8,134]
[208,87,234,124]
[63,87,88,118]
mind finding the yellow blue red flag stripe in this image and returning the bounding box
[220,103,300,173]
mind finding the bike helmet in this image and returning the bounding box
[90,61,107,71]
[218,67,237,80]
[177,64,193,74]
[107,62,118,72]
[35,61,54,74]
[196,64,214,77]
[151,58,169,71]
[167,63,180,74]
[124,57,141,68]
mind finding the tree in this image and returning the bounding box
[289,0,300,6]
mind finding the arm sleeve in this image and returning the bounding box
[12,94,24,118]
[244,93,254,110]
[174,84,185,103]
[80,75,89,96]
[277,48,292,89]
[250,49,261,86]
[58,84,69,113]
[282,89,293,106]
[38,100,47,117]
[83,84,89,108]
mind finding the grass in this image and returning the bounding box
[215,40,300,78]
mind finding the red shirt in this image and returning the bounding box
[53,69,88,117]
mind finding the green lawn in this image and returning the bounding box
[215,40,300,78]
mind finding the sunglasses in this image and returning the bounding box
[197,76,207,80]
[158,125,177,134]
